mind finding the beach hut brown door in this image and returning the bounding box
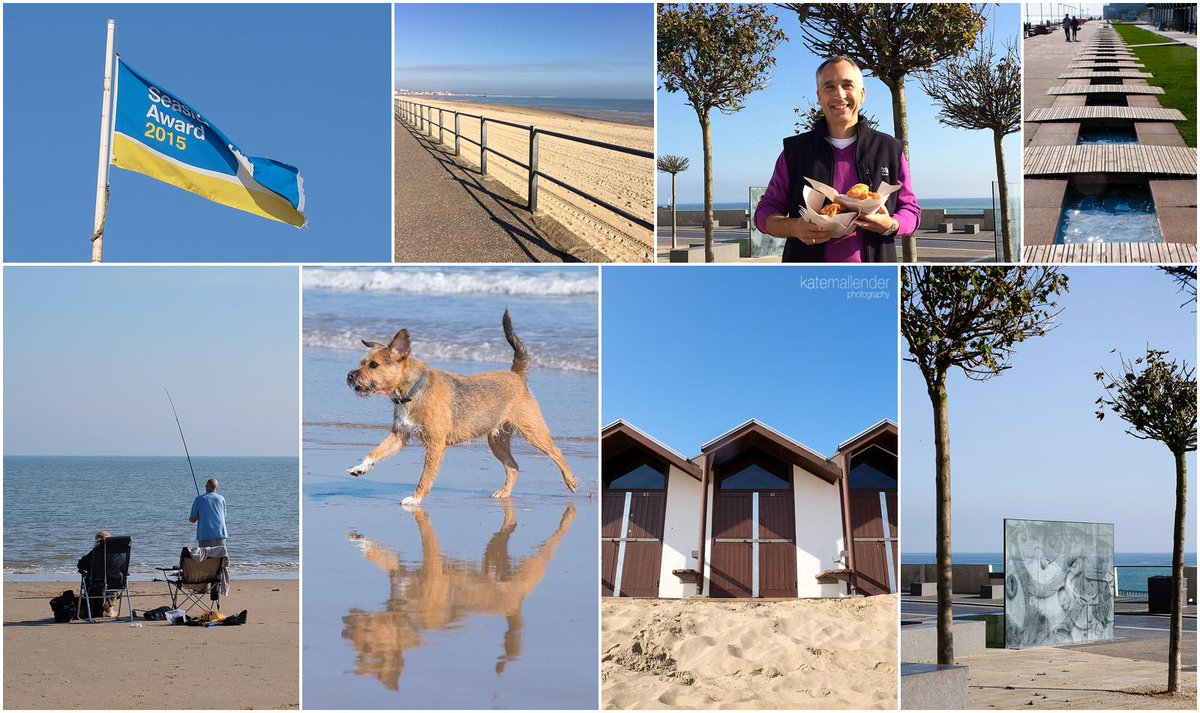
[848,490,898,596]
[601,462,667,597]
[846,443,899,596]
[709,461,796,598]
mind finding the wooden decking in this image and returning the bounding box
[1057,70,1153,78]
[1026,107,1187,122]
[1067,61,1145,68]
[1025,145,1197,176]
[1046,85,1165,95]
[1023,243,1197,263]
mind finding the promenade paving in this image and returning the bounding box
[393,118,580,263]
[1022,21,1196,258]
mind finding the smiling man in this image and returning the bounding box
[754,57,920,263]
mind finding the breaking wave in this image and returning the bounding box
[303,268,596,297]
[304,330,597,372]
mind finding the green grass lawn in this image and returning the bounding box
[1113,24,1197,147]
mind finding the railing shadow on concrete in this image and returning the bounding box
[396,98,653,232]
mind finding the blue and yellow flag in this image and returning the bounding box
[111,58,306,227]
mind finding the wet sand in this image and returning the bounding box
[602,595,898,710]
[4,579,298,709]
[400,98,654,263]
[302,346,599,709]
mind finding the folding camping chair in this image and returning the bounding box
[158,547,228,613]
[77,535,133,623]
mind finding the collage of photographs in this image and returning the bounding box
[0,1,1197,712]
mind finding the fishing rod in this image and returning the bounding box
[164,388,200,496]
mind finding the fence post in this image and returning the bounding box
[438,108,444,145]
[481,119,489,176]
[528,128,539,213]
[454,113,460,156]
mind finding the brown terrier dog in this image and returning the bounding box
[346,310,578,506]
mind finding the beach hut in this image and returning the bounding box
[601,419,898,599]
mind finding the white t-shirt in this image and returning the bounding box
[826,136,857,150]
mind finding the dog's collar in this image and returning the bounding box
[391,370,428,405]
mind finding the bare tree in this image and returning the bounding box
[1160,266,1197,308]
[1095,349,1196,695]
[902,266,1070,665]
[918,30,1021,262]
[657,154,691,250]
[658,3,786,262]
[779,3,988,262]
[793,101,879,134]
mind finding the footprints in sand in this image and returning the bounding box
[601,596,899,709]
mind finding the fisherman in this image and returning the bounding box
[189,478,227,547]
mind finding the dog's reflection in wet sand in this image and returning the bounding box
[342,502,576,690]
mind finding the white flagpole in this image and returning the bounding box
[91,19,116,263]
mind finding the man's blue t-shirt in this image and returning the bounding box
[190,492,228,542]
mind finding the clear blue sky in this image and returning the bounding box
[3,4,391,263]
[395,4,654,99]
[656,4,1022,204]
[4,267,299,456]
[902,267,1197,554]
[1026,3,1106,23]
[602,266,898,458]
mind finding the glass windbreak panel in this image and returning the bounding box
[720,463,789,490]
[607,463,665,490]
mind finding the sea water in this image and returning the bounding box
[903,552,1197,596]
[403,94,653,127]
[3,455,298,579]
[302,266,598,709]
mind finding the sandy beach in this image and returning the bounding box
[403,98,654,263]
[602,595,898,710]
[4,579,298,709]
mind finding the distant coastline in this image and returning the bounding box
[666,198,996,213]
[396,92,653,127]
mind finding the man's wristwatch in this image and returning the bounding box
[883,218,899,237]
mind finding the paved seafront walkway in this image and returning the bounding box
[393,117,574,263]
[1022,21,1197,263]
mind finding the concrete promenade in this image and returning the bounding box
[393,118,582,263]
[1022,21,1197,262]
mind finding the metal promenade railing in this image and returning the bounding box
[395,98,653,232]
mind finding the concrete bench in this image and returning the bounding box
[902,620,987,663]
[938,222,954,233]
[963,224,981,235]
[910,582,937,596]
[901,663,969,709]
[979,584,1004,599]
[668,242,740,263]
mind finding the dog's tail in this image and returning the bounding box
[503,309,529,378]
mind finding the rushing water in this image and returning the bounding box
[1056,185,1163,243]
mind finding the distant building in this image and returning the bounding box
[601,419,898,599]
[1103,3,1148,20]
[1147,3,1197,31]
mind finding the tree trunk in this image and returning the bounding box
[993,130,1014,263]
[700,113,715,263]
[671,173,679,250]
[1168,449,1187,694]
[931,378,954,665]
[884,77,915,264]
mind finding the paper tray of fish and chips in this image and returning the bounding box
[802,177,904,233]
[798,185,859,238]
